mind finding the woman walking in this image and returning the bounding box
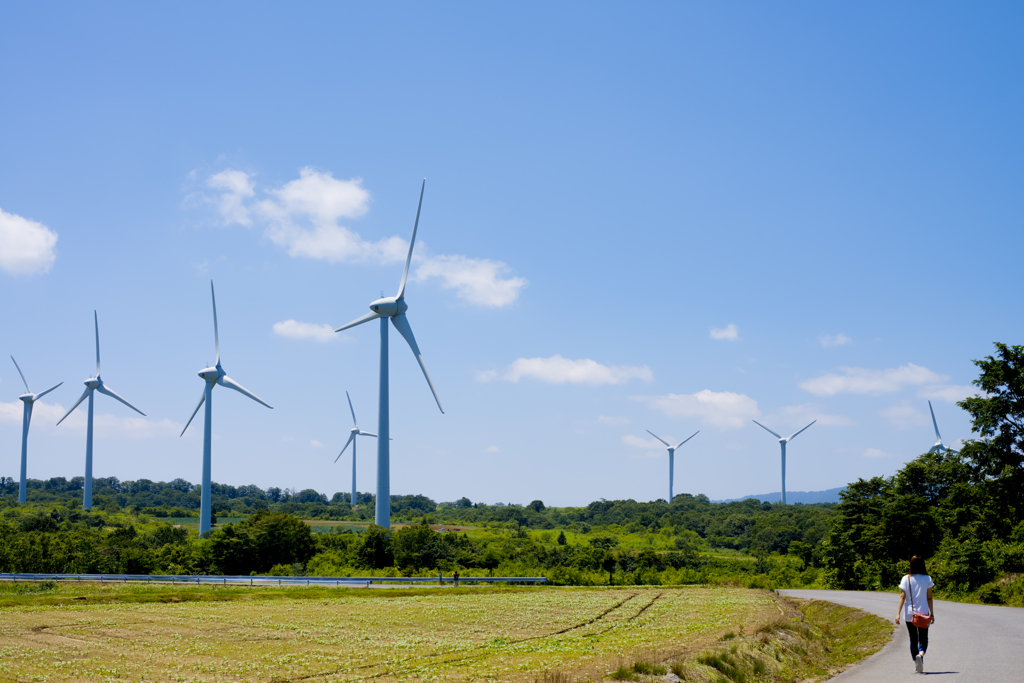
[895,555,936,673]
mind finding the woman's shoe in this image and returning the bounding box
[916,652,924,673]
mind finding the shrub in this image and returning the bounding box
[975,582,1004,604]
[746,574,769,589]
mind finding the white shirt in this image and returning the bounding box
[899,574,935,620]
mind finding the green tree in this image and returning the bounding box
[393,523,437,569]
[357,524,394,569]
[602,551,617,585]
[957,343,1024,537]
[556,530,567,545]
[209,511,317,574]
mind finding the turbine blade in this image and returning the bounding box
[10,356,31,393]
[785,420,817,442]
[219,375,273,409]
[396,179,426,300]
[646,430,671,447]
[94,311,101,376]
[33,382,63,402]
[334,434,355,463]
[752,420,783,439]
[335,310,381,333]
[57,388,91,425]
[96,384,146,416]
[391,312,443,413]
[928,401,942,442]
[211,281,220,365]
[346,390,358,428]
[358,431,378,438]
[674,430,700,450]
[180,386,207,436]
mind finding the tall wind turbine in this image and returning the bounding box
[57,312,145,510]
[752,419,816,505]
[334,179,443,529]
[181,282,273,535]
[335,391,378,509]
[927,401,959,454]
[10,357,62,504]
[646,429,699,503]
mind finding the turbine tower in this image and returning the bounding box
[10,357,62,504]
[335,391,378,509]
[646,429,699,503]
[334,179,443,529]
[752,419,816,505]
[57,312,145,510]
[927,401,959,454]
[181,282,273,535]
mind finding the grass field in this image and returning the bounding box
[0,584,780,682]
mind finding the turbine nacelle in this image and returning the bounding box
[18,393,33,403]
[199,366,222,382]
[370,297,407,317]
[84,377,101,390]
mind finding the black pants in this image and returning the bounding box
[906,621,929,658]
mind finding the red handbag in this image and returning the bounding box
[908,576,931,629]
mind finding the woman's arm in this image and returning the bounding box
[896,590,905,624]
[927,587,935,623]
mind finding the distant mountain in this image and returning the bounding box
[713,487,845,505]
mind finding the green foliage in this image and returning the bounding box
[209,510,318,574]
[356,525,394,569]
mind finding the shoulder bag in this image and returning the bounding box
[908,575,931,629]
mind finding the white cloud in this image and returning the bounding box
[880,401,930,429]
[918,384,976,403]
[768,403,853,427]
[0,208,58,275]
[631,390,760,429]
[598,415,631,426]
[485,445,500,453]
[800,364,948,396]
[820,333,852,347]
[207,170,255,226]
[864,448,888,459]
[202,168,526,307]
[710,324,739,341]
[412,254,526,307]
[311,440,323,448]
[488,355,653,385]
[622,434,665,450]
[272,320,338,343]
[0,401,184,438]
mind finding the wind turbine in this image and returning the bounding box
[927,401,959,454]
[57,312,145,510]
[752,419,816,505]
[335,391,378,509]
[181,282,273,535]
[334,179,443,529]
[646,429,699,503]
[10,357,62,504]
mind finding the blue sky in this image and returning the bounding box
[1,2,1021,506]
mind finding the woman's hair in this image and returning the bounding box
[908,555,927,575]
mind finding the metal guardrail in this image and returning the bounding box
[0,573,546,586]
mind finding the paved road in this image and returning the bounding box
[780,589,1023,681]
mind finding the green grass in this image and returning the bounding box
[662,597,892,682]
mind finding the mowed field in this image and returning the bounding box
[0,585,779,682]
